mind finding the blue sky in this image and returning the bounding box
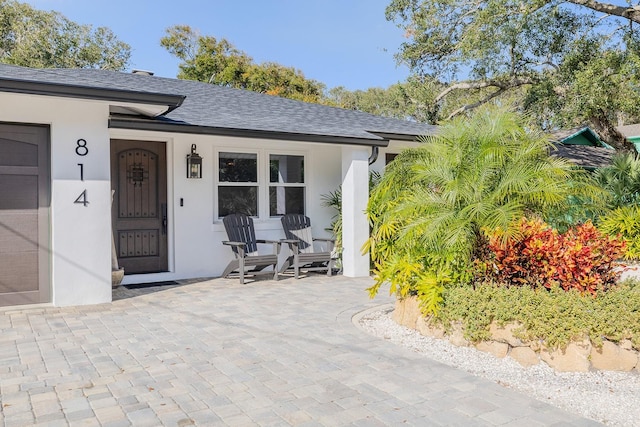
[23,0,411,91]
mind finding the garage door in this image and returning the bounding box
[0,123,50,306]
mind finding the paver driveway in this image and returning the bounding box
[0,276,599,426]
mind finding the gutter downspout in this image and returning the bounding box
[368,146,379,165]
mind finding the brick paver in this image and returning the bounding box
[0,276,600,426]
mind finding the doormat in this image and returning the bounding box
[124,281,180,289]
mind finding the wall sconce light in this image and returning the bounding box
[186,144,202,179]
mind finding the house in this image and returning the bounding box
[550,126,614,169]
[0,64,435,308]
[617,123,640,152]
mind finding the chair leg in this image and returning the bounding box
[294,255,299,279]
[221,260,239,279]
[239,257,245,285]
[327,258,333,277]
[279,257,293,274]
[273,263,278,281]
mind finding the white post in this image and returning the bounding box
[341,146,370,277]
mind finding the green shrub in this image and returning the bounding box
[594,152,640,209]
[434,280,640,350]
[598,205,640,260]
[365,107,597,314]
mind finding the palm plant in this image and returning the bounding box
[594,152,640,209]
[593,152,640,259]
[321,186,342,262]
[366,107,598,314]
[322,171,382,270]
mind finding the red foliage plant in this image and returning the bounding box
[483,218,625,295]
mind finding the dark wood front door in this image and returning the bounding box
[111,140,168,274]
[0,123,50,306]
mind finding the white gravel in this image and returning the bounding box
[357,306,640,426]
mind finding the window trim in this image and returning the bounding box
[268,153,306,218]
[214,148,307,221]
[216,149,260,218]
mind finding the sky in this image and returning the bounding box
[22,0,411,91]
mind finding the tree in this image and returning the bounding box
[365,106,599,313]
[385,0,640,150]
[0,0,130,70]
[326,75,444,123]
[161,25,325,103]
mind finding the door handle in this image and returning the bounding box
[161,203,167,235]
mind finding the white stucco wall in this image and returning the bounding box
[1,92,112,306]
[1,90,379,306]
[109,128,344,285]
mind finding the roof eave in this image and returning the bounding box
[109,116,390,147]
[557,127,603,146]
[367,131,432,142]
[0,78,185,115]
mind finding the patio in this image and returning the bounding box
[0,276,595,426]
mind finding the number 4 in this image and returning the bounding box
[74,189,89,207]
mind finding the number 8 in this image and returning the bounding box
[76,139,88,156]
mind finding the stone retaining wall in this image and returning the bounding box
[393,296,640,372]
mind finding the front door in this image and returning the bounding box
[111,139,168,274]
[0,123,50,306]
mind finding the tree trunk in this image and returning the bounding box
[589,113,637,154]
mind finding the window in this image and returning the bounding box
[386,153,398,165]
[216,151,305,219]
[218,152,258,216]
[269,154,305,217]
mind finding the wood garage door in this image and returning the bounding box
[0,123,50,306]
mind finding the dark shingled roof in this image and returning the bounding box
[550,144,615,169]
[0,64,437,146]
[547,126,613,168]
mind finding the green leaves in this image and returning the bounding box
[387,0,587,80]
[0,0,130,70]
[598,206,640,260]
[594,151,640,209]
[437,280,640,350]
[366,107,587,313]
[160,25,325,103]
[385,0,640,148]
[326,76,443,123]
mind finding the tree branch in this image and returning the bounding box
[445,87,508,120]
[565,0,640,24]
[435,76,537,120]
[435,80,496,103]
[434,77,536,104]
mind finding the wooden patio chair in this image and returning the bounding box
[221,213,280,284]
[279,214,335,279]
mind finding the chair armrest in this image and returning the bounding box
[222,240,246,258]
[256,239,280,245]
[256,239,281,254]
[280,239,300,244]
[313,237,335,252]
[279,238,300,255]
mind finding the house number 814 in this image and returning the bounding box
[75,139,89,207]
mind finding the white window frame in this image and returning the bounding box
[214,148,306,221]
[267,152,306,218]
[216,149,261,219]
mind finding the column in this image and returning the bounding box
[341,146,370,277]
